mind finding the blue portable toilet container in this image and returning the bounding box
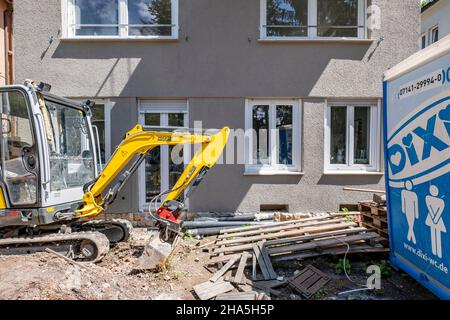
[383,35,450,299]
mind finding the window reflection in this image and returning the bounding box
[266,0,308,37]
[317,0,358,37]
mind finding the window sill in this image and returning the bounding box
[60,37,179,43]
[258,37,374,44]
[323,170,384,176]
[244,170,304,176]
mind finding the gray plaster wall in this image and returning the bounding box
[13,0,420,213]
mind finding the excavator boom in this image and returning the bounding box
[75,123,230,269]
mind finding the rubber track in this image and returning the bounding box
[81,219,134,242]
[0,231,110,263]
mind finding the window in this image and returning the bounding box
[421,33,426,49]
[0,90,37,205]
[324,102,380,172]
[430,25,439,44]
[138,101,188,208]
[64,0,178,39]
[44,100,96,191]
[261,0,366,39]
[245,99,301,174]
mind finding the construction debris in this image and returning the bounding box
[193,279,235,300]
[287,265,330,299]
[206,215,387,266]
[253,242,277,280]
[188,214,390,300]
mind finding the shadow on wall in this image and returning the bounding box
[188,164,303,213]
[51,39,372,98]
[317,174,383,186]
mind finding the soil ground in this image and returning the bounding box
[0,228,437,300]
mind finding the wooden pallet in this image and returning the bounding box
[358,201,387,215]
[361,212,388,229]
[361,222,389,238]
[288,265,330,299]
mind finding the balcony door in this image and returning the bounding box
[138,100,188,211]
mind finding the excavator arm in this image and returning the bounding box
[75,124,230,241]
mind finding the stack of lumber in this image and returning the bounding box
[206,215,387,267]
[192,214,389,300]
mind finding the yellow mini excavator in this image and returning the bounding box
[0,81,229,268]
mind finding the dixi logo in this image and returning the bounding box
[387,101,450,185]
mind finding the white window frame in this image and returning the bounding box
[324,100,381,173]
[62,0,179,40]
[138,100,189,211]
[245,99,302,175]
[260,0,367,40]
[429,25,439,45]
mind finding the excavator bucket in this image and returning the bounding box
[137,233,177,270]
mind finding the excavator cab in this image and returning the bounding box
[0,82,99,227]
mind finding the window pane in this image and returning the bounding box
[432,28,439,43]
[421,35,426,49]
[45,100,96,191]
[169,145,184,201]
[74,0,119,36]
[317,0,358,37]
[128,0,172,36]
[252,105,270,165]
[145,147,161,201]
[168,113,184,127]
[330,107,347,164]
[276,105,293,165]
[266,0,308,37]
[1,91,37,205]
[144,113,160,126]
[354,107,371,165]
[92,104,106,164]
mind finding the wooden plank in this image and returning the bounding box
[267,232,380,255]
[216,291,258,300]
[212,222,358,253]
[252,252,257,280]
[206,254,241,265]
[218,215,337,235]
[253,243,271,280]
[245,278,287,289]
[258,242,277,280]
[294,269,315,284]
[234,252,250,284]
[209,255,240,282]
[272,243,387,262]
[218,217,346,240]
[264,227,368,247]
[193,279,235,300]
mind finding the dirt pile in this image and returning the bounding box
[0,229,211,300]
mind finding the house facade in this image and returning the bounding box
[13,0,420,214]
[420,0,450,49]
